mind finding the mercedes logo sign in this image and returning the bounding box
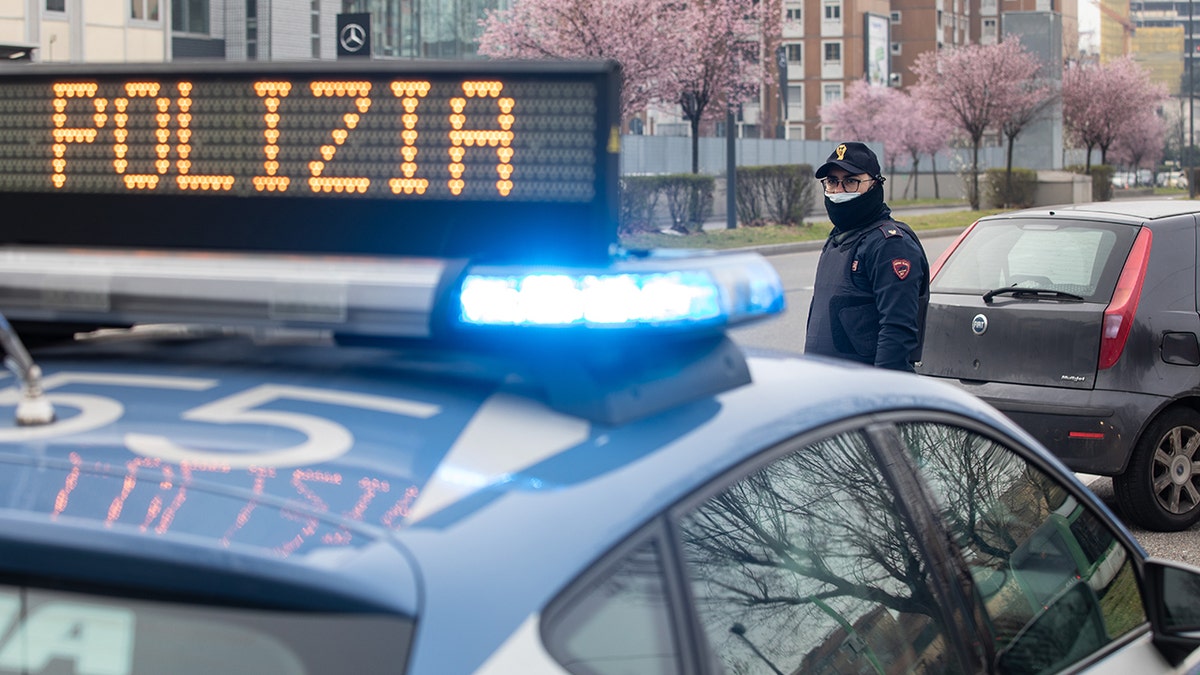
[971,313,988,336]
[340,23,367,53]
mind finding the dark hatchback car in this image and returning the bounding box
[917,200,1200,532]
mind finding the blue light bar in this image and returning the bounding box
[459,250,784,329]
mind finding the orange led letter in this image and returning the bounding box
[50,82,102,189]
[253,80,293,192]
[307,81,372,195]
[448,81,514,196]
[172,82,234,192]
[387,81,431,195]
[112,82,165,190]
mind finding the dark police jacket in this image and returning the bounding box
[805,212,929,371]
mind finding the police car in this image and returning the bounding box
[0,61,1198,675]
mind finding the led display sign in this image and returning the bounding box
[0,61,621,263]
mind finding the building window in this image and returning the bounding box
[937,9,943,28]
[823,42,841,63]
[786,7,802,21]
[891,42,901,54]
[786,43,803,64]
[890,10,901,22]
[823,3,841,21]
[131,0,160,21]
[172,0,209,34]
[823,83,842,104]
[246,0,257,60]
[786,84,803,117]
[46,0,65,12]
[311,0,320,58]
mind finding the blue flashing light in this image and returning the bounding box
[459,251,784,329]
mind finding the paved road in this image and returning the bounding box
[730,228,1200,563]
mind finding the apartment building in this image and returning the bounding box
[0,0,170,62]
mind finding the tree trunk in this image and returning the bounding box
[931,155,940,199]
[970,139,982,210]
[691,116,702,174]
[910,151,921,200]
[1005,133,1016,205]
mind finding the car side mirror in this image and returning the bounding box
[1145,558,1200,665]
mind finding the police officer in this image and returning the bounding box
[805,142,928,372]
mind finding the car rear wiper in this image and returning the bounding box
[982,287,1085,304]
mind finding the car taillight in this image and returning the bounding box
[929,220,979,279]
[1099,227,1152,370]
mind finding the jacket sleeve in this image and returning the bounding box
[865,230,927,371]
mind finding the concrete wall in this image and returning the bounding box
[620,135,1090,178]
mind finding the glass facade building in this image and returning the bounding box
[342,0,504,59]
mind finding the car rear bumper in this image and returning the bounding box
[922,377,1167,475]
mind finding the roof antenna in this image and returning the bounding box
[0,314,54,425]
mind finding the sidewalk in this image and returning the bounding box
[701,200,970,231]
[698,201,972,255]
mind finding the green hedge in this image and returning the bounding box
[983,168,1038,208]
[619,174,714,234]
[734,164,817,227]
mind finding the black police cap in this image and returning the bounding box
[815,141,882,178]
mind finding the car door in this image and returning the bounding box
[541,414,1200,675]
[541,417,982,675]
[890,415,1200,674]
[669,420,982,675]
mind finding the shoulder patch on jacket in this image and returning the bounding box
[879,223,904,238]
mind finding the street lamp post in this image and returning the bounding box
[730,623,785,675]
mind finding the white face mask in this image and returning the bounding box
[826,190,863,204]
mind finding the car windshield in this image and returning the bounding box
[0,584,412,674]
[932,220,1138,303]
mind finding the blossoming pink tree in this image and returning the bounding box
[477,0,690,121]
[477,0,764,173]
[820,82,950,200]
[1109,110,1167,182]
[675,0,764,173]
[912,38,1044,209]
[997,76,1058,188]
[1063,57,1168,172]
[891,94,956,200]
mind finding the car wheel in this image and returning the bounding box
[1114,407,1200,531]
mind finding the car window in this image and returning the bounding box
[899,422,1146,674]
[931,221,1133,301]
[0,584,411,674]
[544,538,682,675]
[675,430,970,675]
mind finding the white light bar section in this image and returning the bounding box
[460,250,785,329]
[0,247,445,338]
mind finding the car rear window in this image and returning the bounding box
[0,584,412,674]
[932,220,1138,302]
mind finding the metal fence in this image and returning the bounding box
[618,136,1091,177]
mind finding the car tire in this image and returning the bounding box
[1114,407,1200,532]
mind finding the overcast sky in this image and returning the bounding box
[1079,3,1099,52]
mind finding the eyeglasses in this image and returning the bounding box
[820,176,871,191]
